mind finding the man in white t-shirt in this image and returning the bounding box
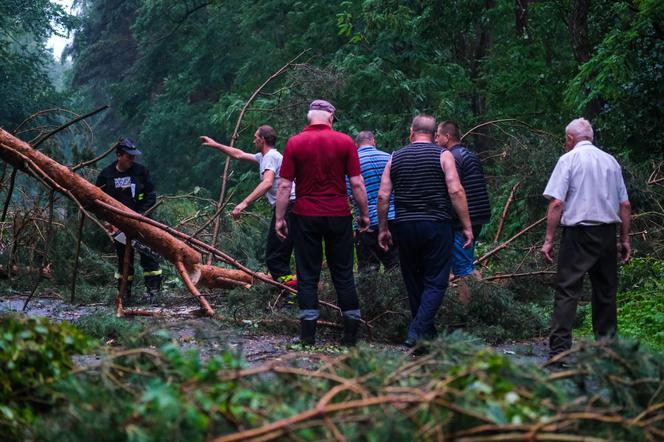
[200,125,297,287]
[541,117,631,362]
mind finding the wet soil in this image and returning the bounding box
[0,295,549,367]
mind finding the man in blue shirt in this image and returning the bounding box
[348,131,399,273]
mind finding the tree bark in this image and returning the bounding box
[515,0,529,38]
[0,128,252,315]
[570,0,603,118]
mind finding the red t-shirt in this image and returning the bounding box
[280,124,361,216]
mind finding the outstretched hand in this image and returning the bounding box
[200,136,218,147]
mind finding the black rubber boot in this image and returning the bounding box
[144,275,162,303]
[300,319,317,346]
[341,318,360,346]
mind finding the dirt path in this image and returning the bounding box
[1,295,549,366]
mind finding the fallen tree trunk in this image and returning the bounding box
[0,128,252,315]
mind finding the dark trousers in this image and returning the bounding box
[290,214,360,320]
[549,224,618,357]
[266,203,294,280]
[355,221,400,273]
[395,221,453,342]
[114,240,161,292]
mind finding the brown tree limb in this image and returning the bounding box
[115,243,132,317]
[0,128,255,316]
[93,199,353,322]
[22,190,55,311]
[494,181,520,242]
[71,212,85,303]
[176,261,214,316]
[207,49,309,264]
[71,141,119,171]
[32,104,109,148]
[482,270,556,282]
[1,168,17,222]
[475,217,546,265]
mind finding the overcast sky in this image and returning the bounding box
[46,0,75,59]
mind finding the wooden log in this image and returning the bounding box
[0,128,251,314]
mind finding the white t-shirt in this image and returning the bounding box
[255,149,296,206]
[543,141,628,226]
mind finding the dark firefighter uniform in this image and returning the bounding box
[95,139,162,302]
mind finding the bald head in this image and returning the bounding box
[410,115,436,141]
[355,131,375,147]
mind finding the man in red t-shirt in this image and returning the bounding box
[275,99,370,346]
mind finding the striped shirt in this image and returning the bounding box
[449,144,491,227]
[390,142,453,223]
[347,145,395,227]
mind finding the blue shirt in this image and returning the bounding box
[347,145,395,227]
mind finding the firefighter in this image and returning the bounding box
[95,138,162,304]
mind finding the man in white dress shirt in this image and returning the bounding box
[541,118,632,360]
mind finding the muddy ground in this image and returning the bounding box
[0,294,550,367]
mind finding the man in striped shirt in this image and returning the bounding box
[377,115,473,348]
[436,121,491,304]
[348,131,399,273]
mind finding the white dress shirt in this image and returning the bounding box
[543,141,628,226]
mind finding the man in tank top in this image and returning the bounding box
[377,115,473,348]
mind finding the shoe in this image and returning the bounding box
[143,289,160,305]
[340,318,360,346]
[278,274,297,288]
[404,337,428,355]
[300,319,316,346]
[277,275,298,306]
[546,359,570,370]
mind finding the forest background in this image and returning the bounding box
[1,0,662,344]
[1,0,663,440]
[0,0,664,338]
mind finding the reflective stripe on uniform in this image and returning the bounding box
[138,193,144,200]
[143,269,162,276]
[114,273,134,280]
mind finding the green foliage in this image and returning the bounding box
[564,0,664,161]
[28,335,664,440]
[0,314,92,436]
[0,0,76,129]
[579,258,664,350]
[74,313,170,347]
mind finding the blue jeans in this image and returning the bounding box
[395,221,453,342]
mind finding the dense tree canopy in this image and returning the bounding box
[0,0,77,130]
[57,0,662,195]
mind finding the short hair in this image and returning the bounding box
[438,121,461,141]
[355,131,375,145]
[411,114,436,137]
[257,125,277,146]
[565,118,594,141]
[307,109,333,124]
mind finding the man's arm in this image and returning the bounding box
[619,200,632,263]
[441,151,473,247]
[377,160,393,251]
[541,198,564,263]
[232,170,274,218]
[200,136,258,163]
[274,177,293,240]
[348,175,369,232]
